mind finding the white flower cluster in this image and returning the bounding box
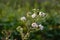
[19,9,46,31]
[39,12,46,17]
[31,12,46,18]
[20,16,26,21]
[31,22,38,28]
[31,13,36,18]
[31,22,44,30]
[39,24,44,30]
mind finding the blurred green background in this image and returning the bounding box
[0,0,60,40]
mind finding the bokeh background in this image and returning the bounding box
[0,0,60,40]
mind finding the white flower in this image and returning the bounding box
[31,23,38,28]
[39,24,44,30]
[31,13,36,18]
[39,12,46,17]
[20,16,26,21]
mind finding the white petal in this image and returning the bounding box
[20,16,26,21]
[31,13,36,18]
[39,24,44,30]
[39,12,46,17]
[32,23,38,28]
